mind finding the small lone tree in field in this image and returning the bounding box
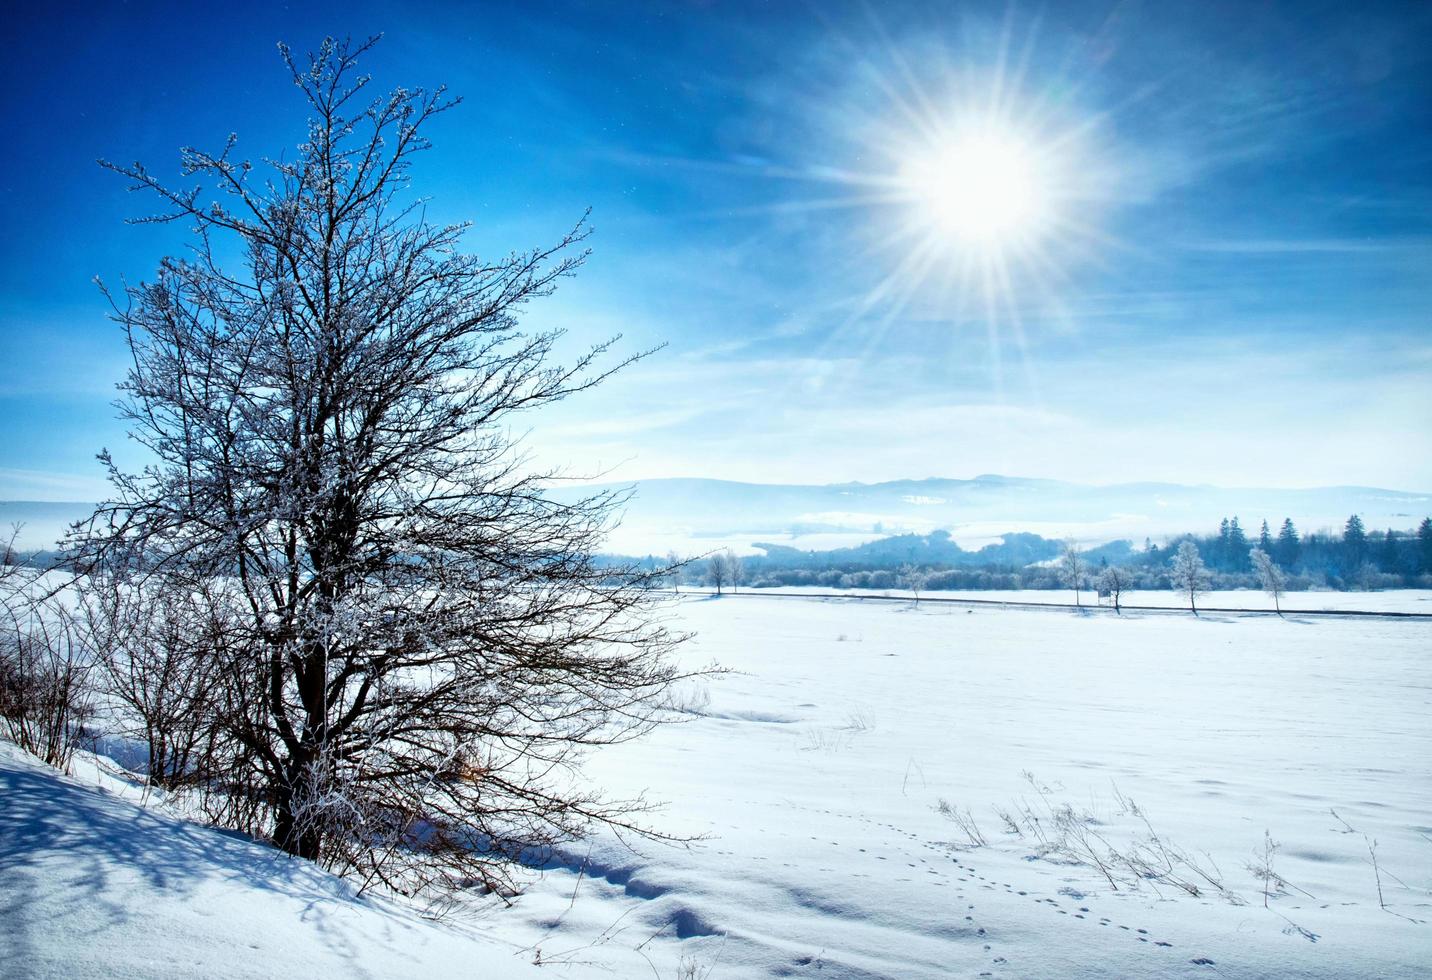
[1059,541,1085,606]
[1249,547,1285,616]
[899,563,929,603]
[1169,541,1211,614]
[708,552,730,595]
[76,37,700,894]
[1097,563,1128,613]
[666,550,683,593]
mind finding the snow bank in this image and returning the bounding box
[0,742,547,980]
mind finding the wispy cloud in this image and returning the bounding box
[1179,238,1425,254]
[0,468,109,502]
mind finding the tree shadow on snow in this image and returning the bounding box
[0,749,377,971]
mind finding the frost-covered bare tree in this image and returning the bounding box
[898,563,928,603]
[1168,541,1211,614]
[1096,563,1127,613]
[1249,547,1285,615]
[1059,541,1085,606]
[666,550,683,594]
[726,551,744,593]
[73,36,697,894]
[707,552,730,595]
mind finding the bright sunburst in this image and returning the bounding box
[677,13,1125,393]
[900,124,1052,250]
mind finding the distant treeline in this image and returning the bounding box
[12,514,1431,594]
[648,515,1432,592]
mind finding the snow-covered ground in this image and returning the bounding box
[5,596,1431,978]
[726,586,1432,614]
[0,740,551,979]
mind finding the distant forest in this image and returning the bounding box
[658,515,1432,592]
[11,514,1431,594]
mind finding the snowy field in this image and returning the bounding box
[5,595,1431,978]
[726,586,1432,615]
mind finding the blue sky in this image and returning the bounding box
[2,0,1430,499]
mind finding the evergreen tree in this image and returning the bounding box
[1378,530,1399,575]
[1420,517,1432,575]
[1258,519,1273,553]
[1227,517,1250,572]
[1275,518,1300,569]
[1343,514,1369,570]
[1217,518,1231,569]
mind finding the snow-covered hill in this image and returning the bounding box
[0,741,550,980]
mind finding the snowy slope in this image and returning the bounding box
[0,742,550,980]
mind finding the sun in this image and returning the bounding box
[682,13,1119,361]
[899,124,1054,252]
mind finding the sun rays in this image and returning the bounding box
[705,10,1129,402]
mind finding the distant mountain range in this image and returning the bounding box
[544,475,1432,556]
[6,475,1429,556]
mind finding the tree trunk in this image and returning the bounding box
[273,753,324,860]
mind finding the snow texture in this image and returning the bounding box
[0,742,547,979]
[5,595,1431,978]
